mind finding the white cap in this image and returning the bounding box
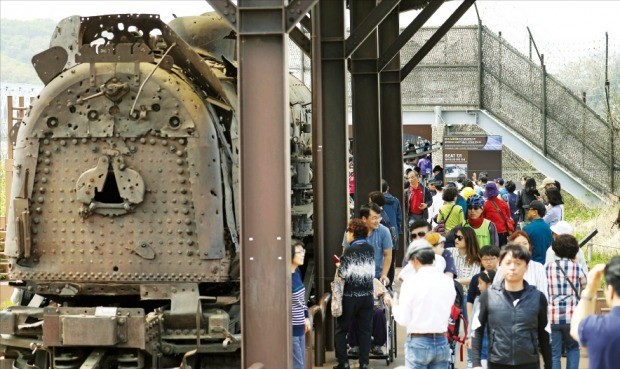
[550,220,573,235]
[405,239,433,260]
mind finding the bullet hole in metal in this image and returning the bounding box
[113,266,119,272]
[47,117,59,128]
[152,103,161,112]
[169,116,181,128]
[69,106,76,113]
[87,110,99,121]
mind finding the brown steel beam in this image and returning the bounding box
[344,0,401,58]
[312,0,347,351]
[207,0,238,31]
[401,0,476,81]
[286,0,320,32]
[236,0,291,367]
[300,15,312,33]
[378,0,445,72]
[290,26,312,57]
[379,8,405,255]
[313,0,348,291]
[351,0,382,211]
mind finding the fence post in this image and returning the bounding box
[541,54,547,157]
[477,22,483,109]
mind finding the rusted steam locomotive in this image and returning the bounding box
[0,12,313,369]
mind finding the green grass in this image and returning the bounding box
[588,249,620,268]
[563,191,601,223]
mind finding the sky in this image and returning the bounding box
[1,0,618,71]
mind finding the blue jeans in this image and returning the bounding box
[405,336,450,369]
[292,334,305,369]
[551,324,579,369]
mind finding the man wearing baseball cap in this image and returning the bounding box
[385,240,455,369]
[545,221,589,272]
[523,200,553,264]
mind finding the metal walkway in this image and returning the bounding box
[399,25,618,204]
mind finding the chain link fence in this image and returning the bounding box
[399,25,619,198]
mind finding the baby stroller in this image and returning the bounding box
[347,280,397,365]
[447,281,468,369]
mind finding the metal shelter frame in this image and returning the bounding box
[206,0,474,367]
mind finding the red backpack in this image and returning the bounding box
[446,286,469,361]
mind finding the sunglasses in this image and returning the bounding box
[469,206,482,211]
[455,235,464,241]
[410,231,426,239]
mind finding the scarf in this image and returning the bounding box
[467,216,484,229]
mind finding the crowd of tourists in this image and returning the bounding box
[291,169,619,369]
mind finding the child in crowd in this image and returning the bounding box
[466,269,497,369]
[465,246,499,369]
[466,246,500,319]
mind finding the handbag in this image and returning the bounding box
[330,268,344,317]
[433,204,455,236]
[555,260,581,300]
[489,199,515,234]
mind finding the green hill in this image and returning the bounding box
[0,18,57,84]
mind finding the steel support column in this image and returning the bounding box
[345,0,400,58]
[351,0,381,211]
[312,0,347,350]
[237,1,291,367]
[379,8,404,255]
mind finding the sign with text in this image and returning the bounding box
[444,135,502,181]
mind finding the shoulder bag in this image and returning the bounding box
[330,268,344,317]
[433,204,455,236]
[489,199,515,234]
[555,260,581,300]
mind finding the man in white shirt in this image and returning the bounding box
[545,221,589,273]
[427,181,444,227]
[385,240,456,369]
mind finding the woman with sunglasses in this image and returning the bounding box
[450,226,481,323]
[464,194,499,248]
[450,226,482,289]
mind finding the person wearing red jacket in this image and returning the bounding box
[483,182,514,247]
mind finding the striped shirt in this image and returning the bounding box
[292,268,308,336]
[546,259,587,324]
[449,247,481,280]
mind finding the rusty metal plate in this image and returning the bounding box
[76,43,154,63]
[43,307,153,350]
[32,46,69,85]
[0,310,16,334]
[61,315,119,345]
